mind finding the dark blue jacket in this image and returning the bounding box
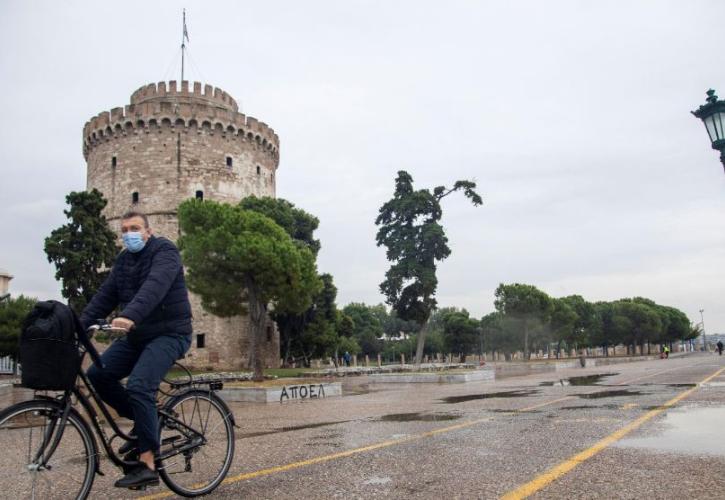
[81,236,192,340]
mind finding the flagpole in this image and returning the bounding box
[181,9,186,82]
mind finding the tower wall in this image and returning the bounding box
[83,80,281,370]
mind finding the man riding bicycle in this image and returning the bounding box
[81,210,192,489]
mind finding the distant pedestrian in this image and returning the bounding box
[717,341,723,356]
[343,351,351,367]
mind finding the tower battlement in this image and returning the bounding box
[83,81,279,163]
[130,80,238,111]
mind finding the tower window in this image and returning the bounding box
[111,156,117,167]
[226,156,233,167]
[195,190,204,200]
[256,165,261,175]
[131,192,139,204]
[196,334,205,349]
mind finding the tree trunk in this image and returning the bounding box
[245,280,266,381]
[523,322,530,360]
[414,320,430,365]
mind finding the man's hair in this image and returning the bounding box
[121,210,149,228]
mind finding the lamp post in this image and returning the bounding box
[692,89,725,173]
[699,309,707,351]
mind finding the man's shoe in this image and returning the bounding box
[114,463,159,489]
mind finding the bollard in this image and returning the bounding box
[401,353,405,365]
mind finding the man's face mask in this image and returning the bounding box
[120,215,150,253]
[122,232,146,253]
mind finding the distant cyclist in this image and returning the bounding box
[663,345,670,359]
[81,211,192,489]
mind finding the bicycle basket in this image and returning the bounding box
[19,300,81,391]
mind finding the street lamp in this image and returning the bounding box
[692,89,725,173]
[699,309,707,351]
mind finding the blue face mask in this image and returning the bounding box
[122,232,146,253]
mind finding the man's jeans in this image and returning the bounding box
[87,334,191,455]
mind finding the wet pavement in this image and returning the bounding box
[3,354,724,499]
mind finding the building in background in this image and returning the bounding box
[82,81,280,370]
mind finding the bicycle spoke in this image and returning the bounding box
[203,396,213,434]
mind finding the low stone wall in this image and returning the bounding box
[369,369,494,384]
[217,381,342,404]
[492,352,693,379]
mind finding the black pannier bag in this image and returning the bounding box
[19,300,81,391]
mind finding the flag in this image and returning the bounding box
[183,10,190,42]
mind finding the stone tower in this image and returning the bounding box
[83,80,280,370]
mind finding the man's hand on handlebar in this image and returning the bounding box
[111,317,135,331]
[87,319,133,339]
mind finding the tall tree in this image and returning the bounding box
[44,189,118,312]
[375,170,482,364]
[178,200,322,380]
[238,196,323,363]
[494,283,553,359]
[0,295,36,366]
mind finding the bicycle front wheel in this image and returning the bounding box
[158,390,235,497]
[0,399,97,500]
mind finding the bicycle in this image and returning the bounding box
[0,323,236,499]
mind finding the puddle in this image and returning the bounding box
[561,404,621,410]
[237,420,348,438]
[617,406,725,456]
[539,373,618,387]
[378,412,461,422]
[578,390,642,399]
[440,389,539,404]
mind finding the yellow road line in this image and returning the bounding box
[500,366,725,500]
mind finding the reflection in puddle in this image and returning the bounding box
[539,373,618,387]
[617,406,725,456]
[440,390,539,404]
[378,412,461,422]
[578,390,642,399]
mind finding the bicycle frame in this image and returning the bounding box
[35,346,209,472]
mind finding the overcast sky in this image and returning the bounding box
[1,1,723,334]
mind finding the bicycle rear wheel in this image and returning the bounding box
[158,390,234,497]
[0,399,97,500]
